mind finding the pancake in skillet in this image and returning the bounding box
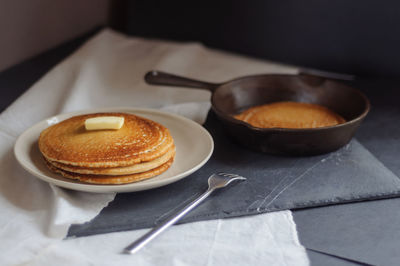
[234,101,345,129]
[39,113,174,168]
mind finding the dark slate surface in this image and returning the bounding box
[67,110,400,237]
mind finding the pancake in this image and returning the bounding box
[45,158,174,184]
[46,145,176,176]
[39,112,174,168]
[234,101,345,129]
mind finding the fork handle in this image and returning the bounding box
[123,188,214,254]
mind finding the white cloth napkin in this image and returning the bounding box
[0,29,309,265]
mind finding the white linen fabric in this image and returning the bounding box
[0,29,309,265]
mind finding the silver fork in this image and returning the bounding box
[122,173,246,254]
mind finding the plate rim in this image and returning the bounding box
[14,107,214,193]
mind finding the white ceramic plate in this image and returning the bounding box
[14,107,214,193]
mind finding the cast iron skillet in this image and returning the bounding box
[145,71,370,156]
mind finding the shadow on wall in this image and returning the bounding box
[0,0,109,72]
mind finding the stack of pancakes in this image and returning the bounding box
[39,113,175,184]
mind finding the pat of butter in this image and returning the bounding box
[85,116,124,130]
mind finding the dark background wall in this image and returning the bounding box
[1,1,399,79]
[110,0,400,78]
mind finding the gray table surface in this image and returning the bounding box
[293,79,400,266]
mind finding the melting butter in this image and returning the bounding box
[85,116,124,130]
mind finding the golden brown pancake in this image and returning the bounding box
[45,158,174,184]
[235,101,345,129]
[46,145,176,176]
[39,113,174,168]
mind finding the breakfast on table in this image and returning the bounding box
[38,112,175,184]
[36,82,354,185]
[4,4,393,263]
[36,98,348,185]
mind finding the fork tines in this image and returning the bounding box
[218,173,245,179]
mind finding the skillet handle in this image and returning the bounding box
[145,70,220,92]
